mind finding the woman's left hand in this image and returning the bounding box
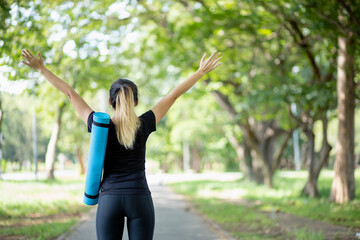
[197,50,222,76]
[22,49,45,72]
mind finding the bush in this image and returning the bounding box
[1,159,6,173]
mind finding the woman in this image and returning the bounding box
[21,49,222,239]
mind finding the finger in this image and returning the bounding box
[210,52,221,63]
[26,49,35,58]
[201,53,206,63]
[212,56,222,65]
[23,50,33,61]
[21,50,31,59]
[207,50,218,61]
[23,49,31,58]
[26,49,35,61]
[38,51,43,61]
[22,60,30,66]
[213,62,222,69]
[21,52,31,61]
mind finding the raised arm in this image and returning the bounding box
[21,49,93,124]
[152,50,222,124]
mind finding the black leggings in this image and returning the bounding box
[96,194,155,240]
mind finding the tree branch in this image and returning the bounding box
[337,0,360,30]
[322,65,335,82]
[244,118,260,148]
[211,90,238,119]
[271,129,294,172]
[220,80,242,95]
[288,20,321,82]
[314,116,332,177]
[286,104,305,128]
[262,0,323,81]
[317,11,360,38]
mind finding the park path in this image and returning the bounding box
[58,183,233,240]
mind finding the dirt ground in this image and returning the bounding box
[267,210,357,240]
[191,198,360,240]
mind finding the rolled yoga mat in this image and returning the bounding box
[83,112,110,205]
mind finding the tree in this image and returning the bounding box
[127,0,297,187]
[44,101,67,179]
[1,92,48,170]
[297,0,359,202]
[15,0,125,178]
[0,0,35,171]
[330,32,355,203]
[256,0,339,196]
[327,1,359,204]
[3,0,358,192]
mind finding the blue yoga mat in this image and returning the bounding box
[83,112,110,205]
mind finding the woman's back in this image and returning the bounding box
[87,109,156,195]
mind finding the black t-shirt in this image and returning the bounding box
[87,110,156,195]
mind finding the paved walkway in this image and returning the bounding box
[58,183,233,240]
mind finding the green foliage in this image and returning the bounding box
[147,91,238,171]
[0,159,6,172]
[1,0,360,177]
[2,92,48,165]
[1,0,50,79]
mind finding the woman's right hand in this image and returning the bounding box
[22,49,45,72]
[197,50,222,75]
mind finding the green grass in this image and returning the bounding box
[170,169,360,239]
[293,227,324,240]
[0,220,77,240]
[191,198,280,239]
[0,176,91,239]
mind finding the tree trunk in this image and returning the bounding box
[300,142,308,169]
[183,141,190,172]
[271,131,293,173]
[76,147,86,175]
[16,150,24,171]
[315,117,332,180]
[256,152,273,188]
[243,139,253,179]
[330,34,355,203]
[45,103,66,179]
[211,90,292,188]
[227,134,253,180]
[302,130,319,197]
[190,140,202,173]
[245,121,273,188]
[302,116,332,197]
[0,92,3,167]
[251,152,264,184]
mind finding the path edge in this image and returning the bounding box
[56,207,97,240]
[166,185,236,240]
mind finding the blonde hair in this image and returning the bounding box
[112,85,140,149]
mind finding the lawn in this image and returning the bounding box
[0,176,92,240]
[170,169,360,239]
